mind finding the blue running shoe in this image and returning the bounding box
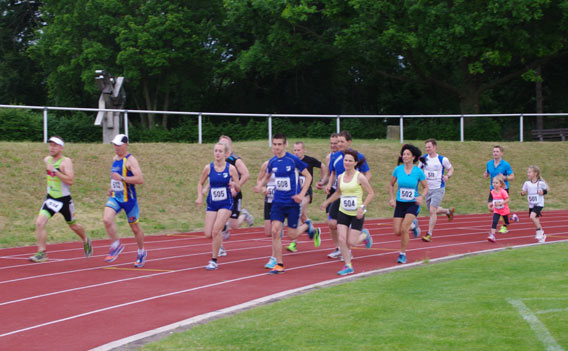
[337,265,354,276]
[105,244,125,262]
[264,256,277,269]
[397,253,407,264]
[134,250,147,268]
[411,219,421,238]
[362,229,372,249]
[305,219,315,239]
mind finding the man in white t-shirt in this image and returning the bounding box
[418,138,455,242]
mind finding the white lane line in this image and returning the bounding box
[536,308,568,314]
[507,299,564,351]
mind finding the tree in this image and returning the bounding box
[30,0,224,128]
[334,0,568,113]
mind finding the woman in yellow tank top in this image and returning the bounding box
[320,149,374,275]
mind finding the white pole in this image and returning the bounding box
[43,107,48,143]
[198,113,202,144]
[520,114,524,142]
[336,115,340,133]
[399,116,403,144]
[268,115,272,147]
[124,111,129,138]
[460,115,464,142]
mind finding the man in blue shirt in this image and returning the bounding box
[255,133,321,274]
[483,145,514,209]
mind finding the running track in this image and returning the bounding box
[1,211,567,350]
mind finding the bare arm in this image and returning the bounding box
[113,156,144,184]
[229,165,241,193]
[234,159,250,186]
[388,176,397,207]
[47,157,75,186]
[195,164,210,207]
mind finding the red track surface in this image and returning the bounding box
[1,211,567,350]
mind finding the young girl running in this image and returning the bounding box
[195,142,241,270]
[320,149,374,275]
[487,175,519,243]
[521,165,548,243]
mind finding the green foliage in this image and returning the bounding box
[0,109,43,141]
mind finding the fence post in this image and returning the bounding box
[198,113,202,144]
[460,115,464,142]
[43,107,48,143]
[399,115,404,144]
[124,111,129,138]
[519,114,524,142]
[336,115,340,133]
[268,114,272,147]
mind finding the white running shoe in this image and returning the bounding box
[218,246,227,257]
[205,260,218,270]
[536,230,546,243]
[241,208,254,227]
[511,213,520,223]
[328,248,341,259]
[487,234,496,243]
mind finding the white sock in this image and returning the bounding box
[137,248,145,254]
[410,222,416,230]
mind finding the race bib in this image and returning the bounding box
[493,199,505,209]
[299,175,306,188]
[45,199,63,212]
[111,179,124,192]
[341,196,358,211]
[528,195,538,205]
[399,188,415,201]
[275,177,291,191]
[266,185,275,203]
[211,187,228,202]
[426,170,439,180]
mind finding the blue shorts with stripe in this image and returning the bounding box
[106,197,140,223]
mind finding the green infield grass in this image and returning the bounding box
[142,242,568,351]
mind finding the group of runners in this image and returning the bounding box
[30,132,550,276]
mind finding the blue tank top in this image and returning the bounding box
[207,162,232,205]
[110,154,136,202]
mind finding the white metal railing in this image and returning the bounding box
[1,104,567,144]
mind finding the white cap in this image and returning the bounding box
[48,136,64,147]
[111,134,128,146]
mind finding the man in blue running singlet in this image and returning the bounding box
[254,133,321,274]
[103,134,147,268]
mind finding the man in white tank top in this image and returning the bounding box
[418,139,455,242]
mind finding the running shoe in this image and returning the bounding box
[538,234,547,243]
[362,229,372,249]
[313,228,321,247]
[511,213,520,223]
[83,237,93,258]
[340,250,353,262]
[422,233,432,242]
[134,250,147,268]
[241,208,254,227]
[337,265,354,276]
[487,234,496,243]
[218,245,227,257]
[447,207,455,221]
[29,251,47,263]
[269,264,285,274]
[286,241,297,252]
[498,225,508,234]
[536,230,546,243]
[264,256,277,269]
[305,219,315,239]
[397,253,407,264]
[328,248,341,259]
[205,260,218,271]
[104,244,125,262]
[221,223,230,241]
[411,218,421,238]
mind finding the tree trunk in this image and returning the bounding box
[143,81,156,129]
[535,65,544,130]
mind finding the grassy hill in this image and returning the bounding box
[1,139,567,248]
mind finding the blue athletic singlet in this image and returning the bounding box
[110,154,137,202]
[207,162,234,211]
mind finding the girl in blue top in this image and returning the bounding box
[196,142,240,271]
[388,144,428,264]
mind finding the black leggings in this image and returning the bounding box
[492,213,510,229]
